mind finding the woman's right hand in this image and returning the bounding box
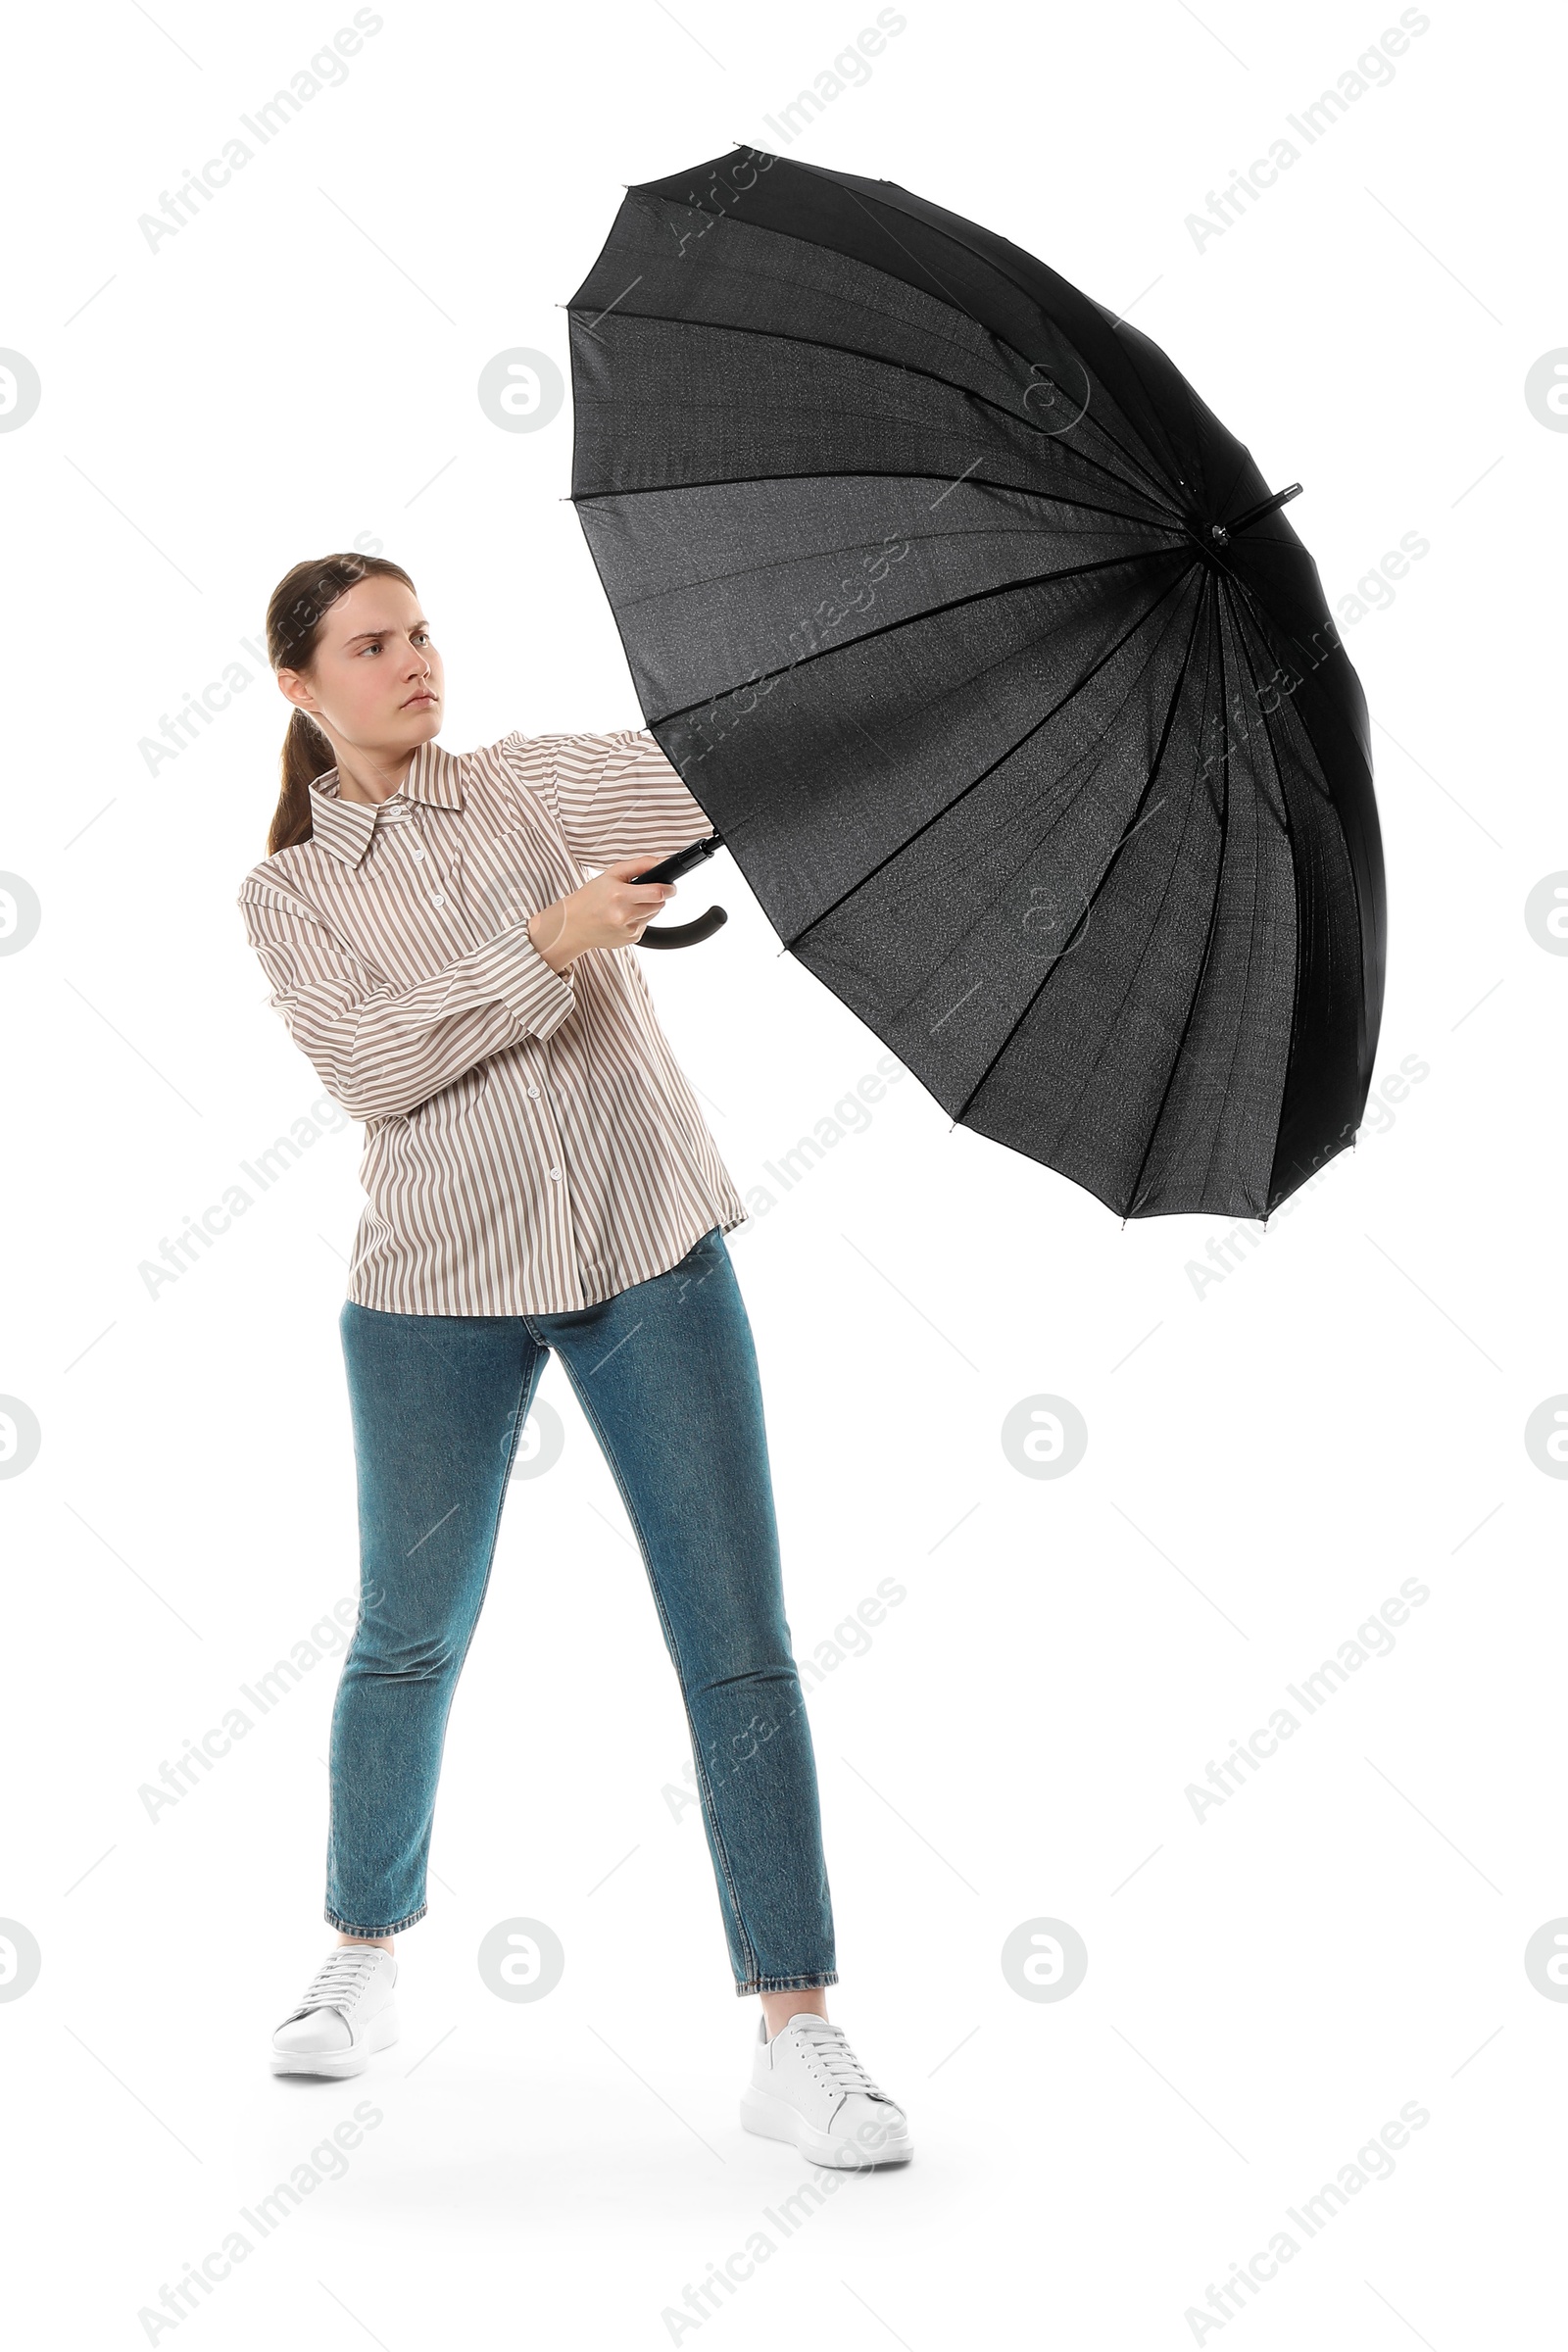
[526,856,677,972]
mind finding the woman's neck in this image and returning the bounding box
[333,747,418,807]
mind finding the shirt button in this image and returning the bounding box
[411,844,424,860]
[547,1166,562,1180]
[431,892,445,907]
[527,1085,541,1099]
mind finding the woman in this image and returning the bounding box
[236,552,910,2170]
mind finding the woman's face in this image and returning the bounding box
[278,574,445,758]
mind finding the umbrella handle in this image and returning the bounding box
[639,905,729,949]
[630,831,728,951]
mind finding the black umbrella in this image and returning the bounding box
[565,146,1385,1219]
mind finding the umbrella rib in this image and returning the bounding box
[1155,533,1363,835]
[601,182,1187,497]
[1202,557,1345,828]
[823,173,1192,500]
[869,584,1213,1041]
[1224,588,1303,834]
[595,188,1019,390]
[657,543,1200,730]
[947,585,1211,1133]
[1188,587,1288,1214]
[1141,578,1311,1217]
[575,466,1184,540]
[570,273,1189,521]
[1043,604,1230,1197]
[1182,530,1335,690]
[612,515,1172,615]
[1123,570,1235,1218]
[780,565,1200,952]
[1222,586,1320,1211]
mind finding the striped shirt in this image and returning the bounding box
[236,729,748,1314]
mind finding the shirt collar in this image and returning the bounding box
[307,738,466,869]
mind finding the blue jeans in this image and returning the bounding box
[328,1225,837,1994]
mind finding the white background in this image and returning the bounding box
[3,1,1563,2343]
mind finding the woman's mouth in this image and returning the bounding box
[404,692,437,708]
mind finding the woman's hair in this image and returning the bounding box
[263,552,416,856]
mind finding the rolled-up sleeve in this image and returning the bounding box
[547,729,715,869]
[238,882,576,1120]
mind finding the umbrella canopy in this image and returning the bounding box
[565,146,1385,1219]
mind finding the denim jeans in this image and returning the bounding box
[328,1224,836,1994]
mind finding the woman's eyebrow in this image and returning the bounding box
[341,618,431,647]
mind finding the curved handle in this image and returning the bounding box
[631,829,727,951]
[639,905,729,949]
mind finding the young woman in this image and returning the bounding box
[236,552,910,2170]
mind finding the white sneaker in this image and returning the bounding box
[740,2012,912,2168]
[270,1944,400,2078]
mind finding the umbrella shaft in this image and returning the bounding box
[1205,481,1303,544]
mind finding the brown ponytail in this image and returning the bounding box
[263,552,416,856]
